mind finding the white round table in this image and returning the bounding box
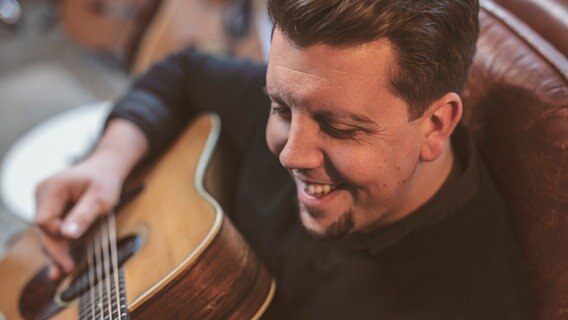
[0,101,112,222]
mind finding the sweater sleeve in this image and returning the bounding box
[107,48,270,159]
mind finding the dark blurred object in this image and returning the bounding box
[0,0,22,34]
[59,0,162,67]
[59,0,263,72]
[223,0,251,54]
[462,0,568,319]
[128,0,264,74]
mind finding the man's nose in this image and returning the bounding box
[278,120,323,170]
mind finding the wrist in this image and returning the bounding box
[85,119,149,181]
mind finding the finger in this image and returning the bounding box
[61,189,113,239]
[48,263,61,281]
[35,179,73,235]
[37,228,75,275]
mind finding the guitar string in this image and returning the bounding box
[100,218,114,318]
[109,211,124,320]
[78,214,123,320]
[76,217,114,320]
[87,236,96,320]
[94,222,106,320]
[78,222,100,320]
[78,230,98,320]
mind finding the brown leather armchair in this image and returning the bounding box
[462,1,568,319]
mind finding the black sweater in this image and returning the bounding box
[109,50,535,319]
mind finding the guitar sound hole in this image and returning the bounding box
[60,234,142,302]
[19,267,65,320]
[18,234,142,320]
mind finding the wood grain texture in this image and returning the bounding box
[130,217,274,320]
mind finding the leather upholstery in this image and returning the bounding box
[462,1,568,318]
[492,0,568,56]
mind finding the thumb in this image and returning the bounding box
[35,180,71,235]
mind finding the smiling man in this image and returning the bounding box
[265,30,457,240]
[36,0,535,318]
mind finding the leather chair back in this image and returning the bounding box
[462,1,568,318]
[492,0,568,56]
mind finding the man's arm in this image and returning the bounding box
[35,119,148,279]
[109,49,269,158]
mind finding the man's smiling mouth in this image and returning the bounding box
[292,170,349,199]
[302,181,338,197]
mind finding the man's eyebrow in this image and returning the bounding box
[316,110,377,126]
[262,87,292,106]
[262,87,376,126]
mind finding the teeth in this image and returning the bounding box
[303,182,337,197]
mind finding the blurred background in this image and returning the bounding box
[0,0,270,257]
[0,0,129,257]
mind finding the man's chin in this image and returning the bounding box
[299,206,354,241]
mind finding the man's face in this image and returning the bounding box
[265,29,429,239]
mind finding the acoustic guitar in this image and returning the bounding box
[0,113,275,319]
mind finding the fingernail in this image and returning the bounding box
[62,222,81,237]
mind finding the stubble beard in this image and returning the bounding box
[299,203,355,241]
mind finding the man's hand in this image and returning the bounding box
[34,118,149,280]
[35,155,124,280]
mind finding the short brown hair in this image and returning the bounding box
[268,0,479,119]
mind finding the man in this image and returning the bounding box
[35,0,535,318]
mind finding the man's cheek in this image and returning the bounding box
[265,118,289,157]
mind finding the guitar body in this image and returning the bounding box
[0,114,275,319]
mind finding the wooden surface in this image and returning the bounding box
[130,217,275,319]
[119,114,219,308]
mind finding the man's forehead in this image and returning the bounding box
[268,34,395,94]
[267,29,395,82]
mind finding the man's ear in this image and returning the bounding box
[419,92,463,162]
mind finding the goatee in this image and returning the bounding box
[301,204,355,240]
